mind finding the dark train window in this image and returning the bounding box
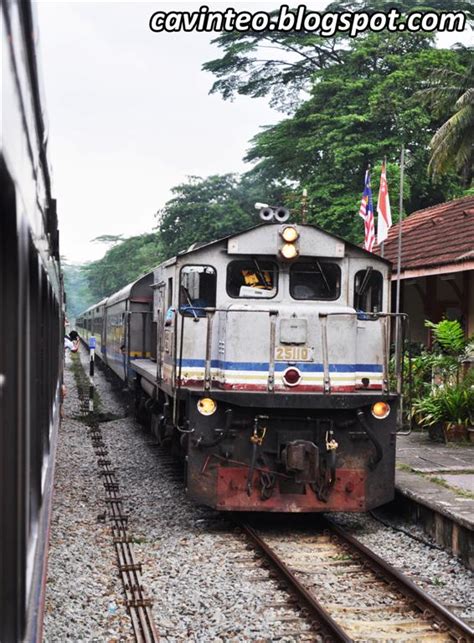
[179,265,216,316]
[354,268,383,313]
[227,260,278,299]
[290,261,340,300]
[167,277,173,309]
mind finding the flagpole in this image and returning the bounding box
[394,144,405,398]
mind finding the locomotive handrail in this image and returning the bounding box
[174,307,280,417]
[318,311,411,432]
[179,306,279,315]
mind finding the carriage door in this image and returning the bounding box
[162,276,175,388]
[154,283,165,376]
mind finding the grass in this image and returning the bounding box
[427,476,474,500]
[396,463,474,499]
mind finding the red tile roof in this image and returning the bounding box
[373,195,474,272]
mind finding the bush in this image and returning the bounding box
[412,384,474,430]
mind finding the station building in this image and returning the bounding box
[374,195,474,346]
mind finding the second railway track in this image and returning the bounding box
[238,518,474,642]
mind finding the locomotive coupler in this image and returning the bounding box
[281,440,319,485]
[246,416,268,496]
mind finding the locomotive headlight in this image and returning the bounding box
[280,243,299,260]
[281,226,299,243]
[279,226,300,260]
[371,401,391,420]
[197,397,217,416]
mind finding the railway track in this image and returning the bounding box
[238,518,474,642]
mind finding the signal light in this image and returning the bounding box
[197,397,217,416]
[283,367,301,387]
[371,401,390,420]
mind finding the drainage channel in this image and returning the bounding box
[74,354,158,642]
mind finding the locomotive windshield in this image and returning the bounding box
[179,265,217,316]
[290,261,340,300]
[227,259,278,298]
[354,268,383,313]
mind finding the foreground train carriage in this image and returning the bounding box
[1,2,62,641]
[78,217,405,512]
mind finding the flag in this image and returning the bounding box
[377,161,392,244]
[358,169,375,252]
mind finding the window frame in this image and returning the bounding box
[178,263,218,315]
[353,268,384,313]
[226,258,279,300]
[289,260,341,301]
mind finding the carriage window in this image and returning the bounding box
[354,269,383,313]
[290,261,340,300]
[179,265,216,316]
[227,260,278,298]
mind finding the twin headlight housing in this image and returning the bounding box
[279,225,300,260]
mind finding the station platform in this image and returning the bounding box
[395,432,473,569]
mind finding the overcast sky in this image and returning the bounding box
[36,1,469,264]
[36,1,304,263]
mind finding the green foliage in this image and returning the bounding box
[420,49,474,185]
[156,173,285,257]
[84,233,164,302]
[203,0,472,113]
[425,319,468,355]
[62,262,95,321]
[412,385,474,429]
[244,35,467,242]
[406,319,473,429]
[205,2,471,242]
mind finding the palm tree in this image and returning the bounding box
[423,55,473,187]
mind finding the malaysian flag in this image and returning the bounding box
[359,169,375,252]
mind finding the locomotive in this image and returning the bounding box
[1,2,63,641]
[78,207,405,513]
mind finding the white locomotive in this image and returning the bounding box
[78,210,404,512]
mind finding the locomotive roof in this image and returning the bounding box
[177,222,392,266]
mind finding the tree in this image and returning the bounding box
[203,0,472,113]
[155,173,285,256]
[84,233,163,301]
[62,262,95,320]
[243,32,468,242]
[421,51,473,186]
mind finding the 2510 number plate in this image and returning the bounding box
[275,346,313,362]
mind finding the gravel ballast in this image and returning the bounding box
[43,347,474,639]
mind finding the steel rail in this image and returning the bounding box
[238,521,352,642]
[324,517,474,642]
[240,517,473,643]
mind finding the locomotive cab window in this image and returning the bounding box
[354,268,383,313]
[180,265,216,316]
[227,259,278,298]
[290,261,340,300]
